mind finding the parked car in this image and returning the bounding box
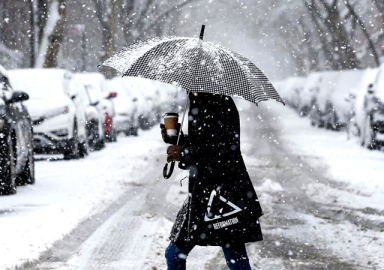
[309,71,340,129]
[136,82,159,130]
[279,77,306,110]
[118,77,158,131]
[299,72,323,117]
[346,68,379,141]
[359,65,384,150]
[72,76,105,149]
[107,77,139,136]
[76,73,117,142]
[9,69,88,159]
[326,70,365,132]
[154,80,185,121]
[0,65,35,195]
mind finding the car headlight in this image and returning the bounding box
[45,106,69,119]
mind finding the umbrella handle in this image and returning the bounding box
[163,161,175,179]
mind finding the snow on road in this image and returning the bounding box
[251,102,384,269]
[274,103,384,211]
[1,100,383,270]
[0,129,163,269]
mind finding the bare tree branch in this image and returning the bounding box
[136,0,198,40]
[345,0,380,66]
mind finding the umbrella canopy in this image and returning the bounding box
[101,30,284,106]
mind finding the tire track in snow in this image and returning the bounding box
[206,101,362,269]
[22,150,166,270]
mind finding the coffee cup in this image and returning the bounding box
[163,112,179,137]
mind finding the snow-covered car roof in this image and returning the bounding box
[107,77,135,114]
[8,68,72,99]
[75,73,109,102]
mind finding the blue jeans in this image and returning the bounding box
[165,241,252,270]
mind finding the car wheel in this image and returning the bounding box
[0,133,17,195]
[310,107,322,128]
[17,147,35,185]
[129,127,138,136]
[64,123,80,160]
[94,129,105,150]
[362,116,378,150]
[78,139,89,158]
[325,111,336,130]
[299,106,309,117]
[111,130,117,142]
[98,137,106,149]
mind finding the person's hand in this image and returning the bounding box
[167,145,182,162]
[160,123,183,145]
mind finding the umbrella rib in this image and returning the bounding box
[176,38,202,145]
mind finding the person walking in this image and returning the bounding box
[161,91,264,270]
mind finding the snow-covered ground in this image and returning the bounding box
[260,102,384,268]
[1,101,383,269]
[273,102,384,211]
[0,129,163,269]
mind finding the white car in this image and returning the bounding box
[76,73,117,142]
[309,71,340,129]
[107,77,139,136]
[9,69,88,159]
[72,75,105,150]
[358,65,384,149]
[299,72,323,116]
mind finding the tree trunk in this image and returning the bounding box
[303,0,338,69]
[103,0,122,62]
[345,0,380,66]
[121,0,136,44]
[310,0,359,69]
[372,0,384,24]
[37,0,49,46]
[29,0,35,67]
[43,0,67,68]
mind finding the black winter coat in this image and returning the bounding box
[169,92,263,246]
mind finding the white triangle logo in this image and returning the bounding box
[204,190,242,222]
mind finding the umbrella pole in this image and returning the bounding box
[163,89,190,179]
[164,25,203,178]
[176,89,190,145]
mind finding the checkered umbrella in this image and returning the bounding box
[101,26,285,106]
[101,25,285,178]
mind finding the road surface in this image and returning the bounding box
[23,102,382,270]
